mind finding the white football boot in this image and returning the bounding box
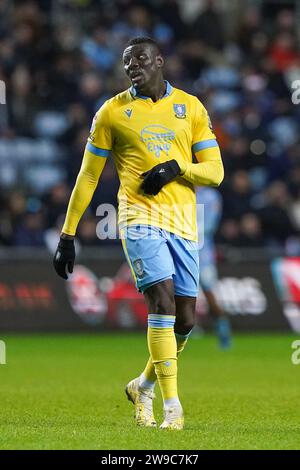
[160,405,184,430]
[125,377,156,428]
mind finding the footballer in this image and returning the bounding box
[196,186,232,349]
[53,37,224,430]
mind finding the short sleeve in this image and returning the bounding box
[191,98,218,154]
[86,102,113,158]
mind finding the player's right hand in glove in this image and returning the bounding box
[53,236,75,280]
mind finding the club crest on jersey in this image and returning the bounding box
[125,109,132,118]
[173,104,186,119]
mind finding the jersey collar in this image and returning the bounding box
[129,80,173,100]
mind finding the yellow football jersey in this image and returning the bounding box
[85,81,218,241]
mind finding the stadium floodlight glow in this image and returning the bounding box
[250,139,266,155]
[0,340,6,365]
[0,80,6,104]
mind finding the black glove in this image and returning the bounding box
[141,159,181,195]
[53,237,75,280]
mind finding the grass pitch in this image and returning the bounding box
[0,332,299,450]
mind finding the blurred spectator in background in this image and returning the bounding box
[0,0,299,254]
[190,0,224,51]
[239,213,264,248]
[77,215,100,246]
[257,181,297,247]
[43,182,71,229]
[223,171,253,219]
[218,219,241,247]
[13,200,45,247]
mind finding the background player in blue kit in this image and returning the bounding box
[196,187,232,349]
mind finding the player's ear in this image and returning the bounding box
[156,54,164,69]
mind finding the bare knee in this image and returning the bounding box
[144,279,176,315]
[175,319,194,335]
[175,296,196,334]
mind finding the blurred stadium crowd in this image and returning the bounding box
[0,0,300,254]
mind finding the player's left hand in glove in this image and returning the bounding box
[53,237,75,280]
[141,159,181,195]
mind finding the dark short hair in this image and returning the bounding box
[124,37,161,54]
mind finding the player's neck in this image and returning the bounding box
[137,78,166,102]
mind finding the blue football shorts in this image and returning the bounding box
[121,225,199,297]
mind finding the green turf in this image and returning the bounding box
[0,332,299,450]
